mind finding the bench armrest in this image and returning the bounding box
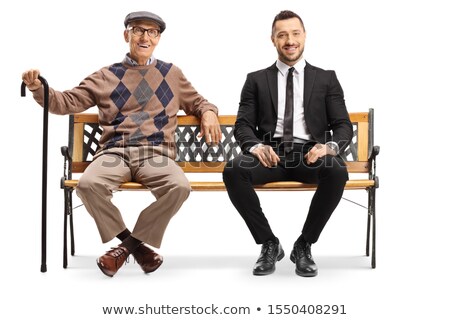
[368,145,380,188]
[61,146,72,161]
[61,146,72,188]
[369,145,380,161]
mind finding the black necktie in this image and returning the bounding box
[283,67,295,153]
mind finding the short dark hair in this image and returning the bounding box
[271,10,305,35]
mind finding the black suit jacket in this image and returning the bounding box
[234,61,353,153]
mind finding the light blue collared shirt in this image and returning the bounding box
[125,53,155,66]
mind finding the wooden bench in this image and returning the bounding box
[61,110,379,269]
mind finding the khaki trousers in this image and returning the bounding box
[76,146,191,248]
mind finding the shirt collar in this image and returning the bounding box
[125,53,154,66]
[276,58,306,76]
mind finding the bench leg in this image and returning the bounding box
[68,190,75,256]
[366,187,376,268]
[63,188,76,268]
[63,188,69,268]
[366,208,371,257]
[370,187,376,268]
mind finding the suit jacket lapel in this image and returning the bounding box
[303,62,316,112]
[266,61,316,116]
[266,63,278,115]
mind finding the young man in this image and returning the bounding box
[223,10,352,277]
[22,11,221,277]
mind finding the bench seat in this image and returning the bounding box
[63,179,376,191]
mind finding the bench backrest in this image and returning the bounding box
[67,110,374,175]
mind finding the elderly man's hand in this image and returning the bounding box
[22,69,42,91]
[198,110,222,145]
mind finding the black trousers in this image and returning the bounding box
[222,143,348,244]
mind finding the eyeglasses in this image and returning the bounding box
[128,26,160,38]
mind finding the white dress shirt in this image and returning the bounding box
[274,58,312,142]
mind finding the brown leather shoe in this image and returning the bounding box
[97,246,130,277]
[132,243,163,273]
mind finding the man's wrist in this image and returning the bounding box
[325,141,339,155]
[249,143,263,153]
[29,85,41,92]
[201,109,217,116]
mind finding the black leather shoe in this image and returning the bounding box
[290,240,318,277]
[253,240,285,276]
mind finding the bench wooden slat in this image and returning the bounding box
[176,115,238,126]
[179,161,371,173]
[73,112,369,124]
[64,179,375,191]
[349,112,369,123]
[357,121,369,161]
[73,123,84,162]
[72,160,371,174]
[74,113,100,123]
[74,114,238,126]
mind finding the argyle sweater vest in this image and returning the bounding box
[33,58,218,158]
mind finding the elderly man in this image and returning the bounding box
[22,11,221,277]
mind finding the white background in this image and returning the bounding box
[1,0,449,319]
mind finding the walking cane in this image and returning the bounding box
[21,76,49,273]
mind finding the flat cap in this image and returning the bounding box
[124,11,166,33]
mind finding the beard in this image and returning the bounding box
[277,47,304,65]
